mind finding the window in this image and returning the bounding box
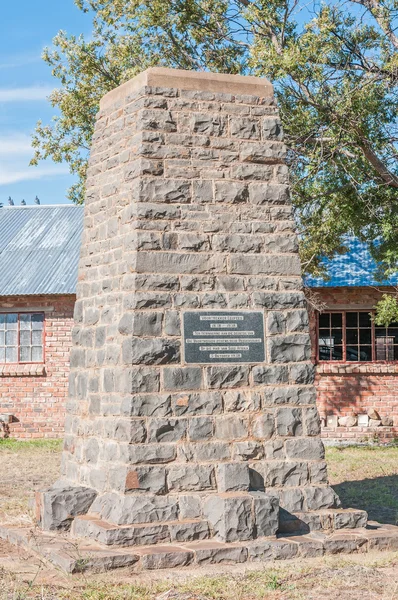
[318,311,398,362]
[0,313,44,363]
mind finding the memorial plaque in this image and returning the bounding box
[183,311,265,364]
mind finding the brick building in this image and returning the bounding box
[1,206,397,441]
[307,238,398,442]
[0,205,83,438]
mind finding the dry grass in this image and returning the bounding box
[0,441,398,599]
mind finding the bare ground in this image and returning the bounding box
[0,440,397,600]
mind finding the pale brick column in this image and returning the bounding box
[36,68,366,546]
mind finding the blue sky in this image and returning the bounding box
[0,0,92,206]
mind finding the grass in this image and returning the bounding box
[0,441,398,599]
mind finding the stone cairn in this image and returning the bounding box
[36,68,367,568]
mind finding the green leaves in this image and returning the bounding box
[34,0,398,278]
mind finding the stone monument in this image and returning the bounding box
[34,68,368,569]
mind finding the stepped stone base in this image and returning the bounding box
[1,520,398,574]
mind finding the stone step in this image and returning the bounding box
[278,508,367,534]
[71,514,212,546]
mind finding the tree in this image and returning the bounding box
[31,0,398,279]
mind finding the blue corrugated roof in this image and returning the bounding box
[0,205,84,296]
[306,237,398,287]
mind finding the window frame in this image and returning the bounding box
[316,309,398,364]
[0,312,46,365]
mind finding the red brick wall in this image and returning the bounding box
[0,295,75,438]
[310,287,398,442]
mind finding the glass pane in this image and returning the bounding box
[375,327,387,337]
[5,330,17,346]
[346,312,358,327]
[331,346,343,360]
[31,314,44,330]
[319,346,331,360]
[20,330,31,345]
[5,346,17,363]
[32,330,42,345]
[319,329,331,345]
[360,329,371,344]
[376,337,394,360]
[387,328,398,343]
[20,314,31,329]
[32,346,43,361]
[0,332,4,345]
[346,346,360,361]
[359,346,372,361]
[331,330,343,345]
[331,313,342,328]
[0,314,4,328]
[20,346,31,362]
[0,347,4,362]
[359,312,371,327]
[319,313,330,328]
[6,314,17,329]
[346,329,358,344]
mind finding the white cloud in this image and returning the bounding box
[0,133,33,155]
[0,164,69,186]
[0,86,54,102]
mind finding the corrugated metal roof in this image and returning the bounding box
[305,237,398,287]
[0,205,84,296]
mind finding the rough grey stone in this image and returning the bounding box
[169,520,210,542]
[309,461,329,484]
[194,545,249,564]
[304,486,341,510]
[217,463,250,492]
[172,391,223,416]
[275,407,303,437]
[223,391,260,412]
[262,117,283,140]
[37,483,97,531]
[286,310,309,333]
[214,181,249,203]
[233,441,264,461]
[206,366,249,389]
[148,418,187,443]
[252,413,275,440]
[214,415,249,440]
[303,407,321,436]
[163,367,203,391]
[264,386,316,407]
[124,338,180,365]
[267,312,286,335]
[268,334,311,363]
[181,442,231,462]
[188,416,214,441]
[179,495,202,519]
[138,178,191,203]
[118,312,163,337]
[285,438,325,461]
[167,465,215,492]
[252,365,289,386]
[141,548,194,570]
[278,488,304,513]
[230,117,260,139]
[114,419,147,443]
[119,443,176,464]
[123,467,166,494]
[164,311,181,336]
[203,494,254,542]
[289,363,315,384]
[92,492,179,526]
[252,492,279,537]
[121,393,172,417]
[265,461,309,487]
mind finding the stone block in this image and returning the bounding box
[140,547,195,570]
[167,465,215,492]
[121,393,172,417]
[193,543,248,564]
[188,416,214,441]
[179,495,202,519]
[214,415,249,440]
[304,486,340,511]
[285,438,325,461]
[206,366,250,388]
[303,407,321,436]
[124,466,166,494]
[119,443,176,465]
[36,483,97,531]
[163,367,203,391]
[268,334,311,363]
[223,391,260,412]
[252,365,289,385]
[252,413,275,440]
[275,407,303,437]
[172,391,222,416]
[164,311,181,336]
[92,492,179,526]
[169,520,210,542]
[123,338,180,365]
[203,494,254,542]
[252,492,279,537]
[217,463,250,492]
[148,418,187,443]
[232,441,264,461]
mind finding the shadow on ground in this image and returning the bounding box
[333,474,398,524]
